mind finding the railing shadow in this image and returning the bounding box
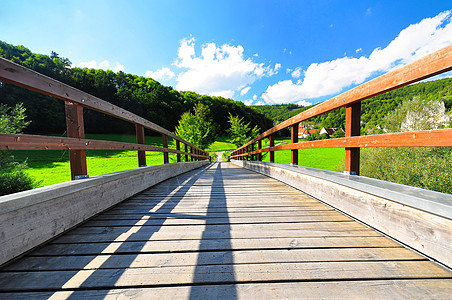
[189,161,237,299]
[44,163,215,299]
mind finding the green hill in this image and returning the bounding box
[0,41,273,135]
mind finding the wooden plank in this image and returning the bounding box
[2,280,452,299]
[0,261,450,291]
[47,236,394,250]
[233,45,452,152]
[4,248,425,271]
[82,214,352,227]
[96,210,337,220]
[70,220,365,235]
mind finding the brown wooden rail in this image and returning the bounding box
[231,45,452,175]
[0,58,209,180]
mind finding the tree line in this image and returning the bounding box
[0,41,273,136]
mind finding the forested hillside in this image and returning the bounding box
[0,41,273,135]
[1,41,450,137]
[254,78,452,133]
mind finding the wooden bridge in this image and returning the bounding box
[1,46,452,299]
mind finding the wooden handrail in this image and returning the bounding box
[0,133,207,157]
[0,57,209,179]
[232,129,452,156]
[0,57,202,151]
[231,45,452,174]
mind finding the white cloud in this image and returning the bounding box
[145,67,175,81]
[174,38,273,98]
[76,59,124,72]
[252,94,258,101]
[356,48,362,53]
[267,63,282,76]
[296,100,312,107]
[264,10,452,103]
[211,90,235,98]
[291,67,302,78]
[244,99,254,106]
[240,86,251,96]
[255,100,265,106]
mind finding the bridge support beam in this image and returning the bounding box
[291,123,299,166]
[162,134,169,164]
[176,140,181,162]
[65,102,88,180]
[258,140,262,161]
[269,134,275,163]
[344,102,361,175]
[135,124,146,167]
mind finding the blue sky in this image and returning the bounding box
[1,0,451,106]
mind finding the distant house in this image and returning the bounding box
[298,128,310,139]
[319,127,344,137]
[298,125,320,138]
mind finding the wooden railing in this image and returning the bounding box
[231,45,452,175]
[0,58,209,180]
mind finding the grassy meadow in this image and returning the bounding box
[13,134,236,187]
[12,134,343,188]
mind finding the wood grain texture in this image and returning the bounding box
[1,158,450,297]
[0,133,207,158]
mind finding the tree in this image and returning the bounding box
[175,103,217,150]
[0,103,38,196]
[227,113,260,148]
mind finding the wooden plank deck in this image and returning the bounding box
[1,157,451,299]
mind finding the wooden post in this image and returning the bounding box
[291,123,299,166]
[269,134,275,163]
[135,124,146,167]
[65,102,87,180]
[258,140,262,161]
[345,102,361,175]
[185,144,189,162]
[176,140,181,162]
[162,134,169,164]
[250,143,254,161]
[190,147,193,161]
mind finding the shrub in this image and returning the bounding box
[319,133,329,140]
[361,97,451,194]
[0,103,39,195]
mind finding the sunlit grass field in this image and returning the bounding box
[13,134,343,188]
[13,135,236,187]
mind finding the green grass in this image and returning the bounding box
[262,147,344,171]
[13,134,178,187]
[12,134,345,188]
[233,137,345,171]
[206,136,236,152]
